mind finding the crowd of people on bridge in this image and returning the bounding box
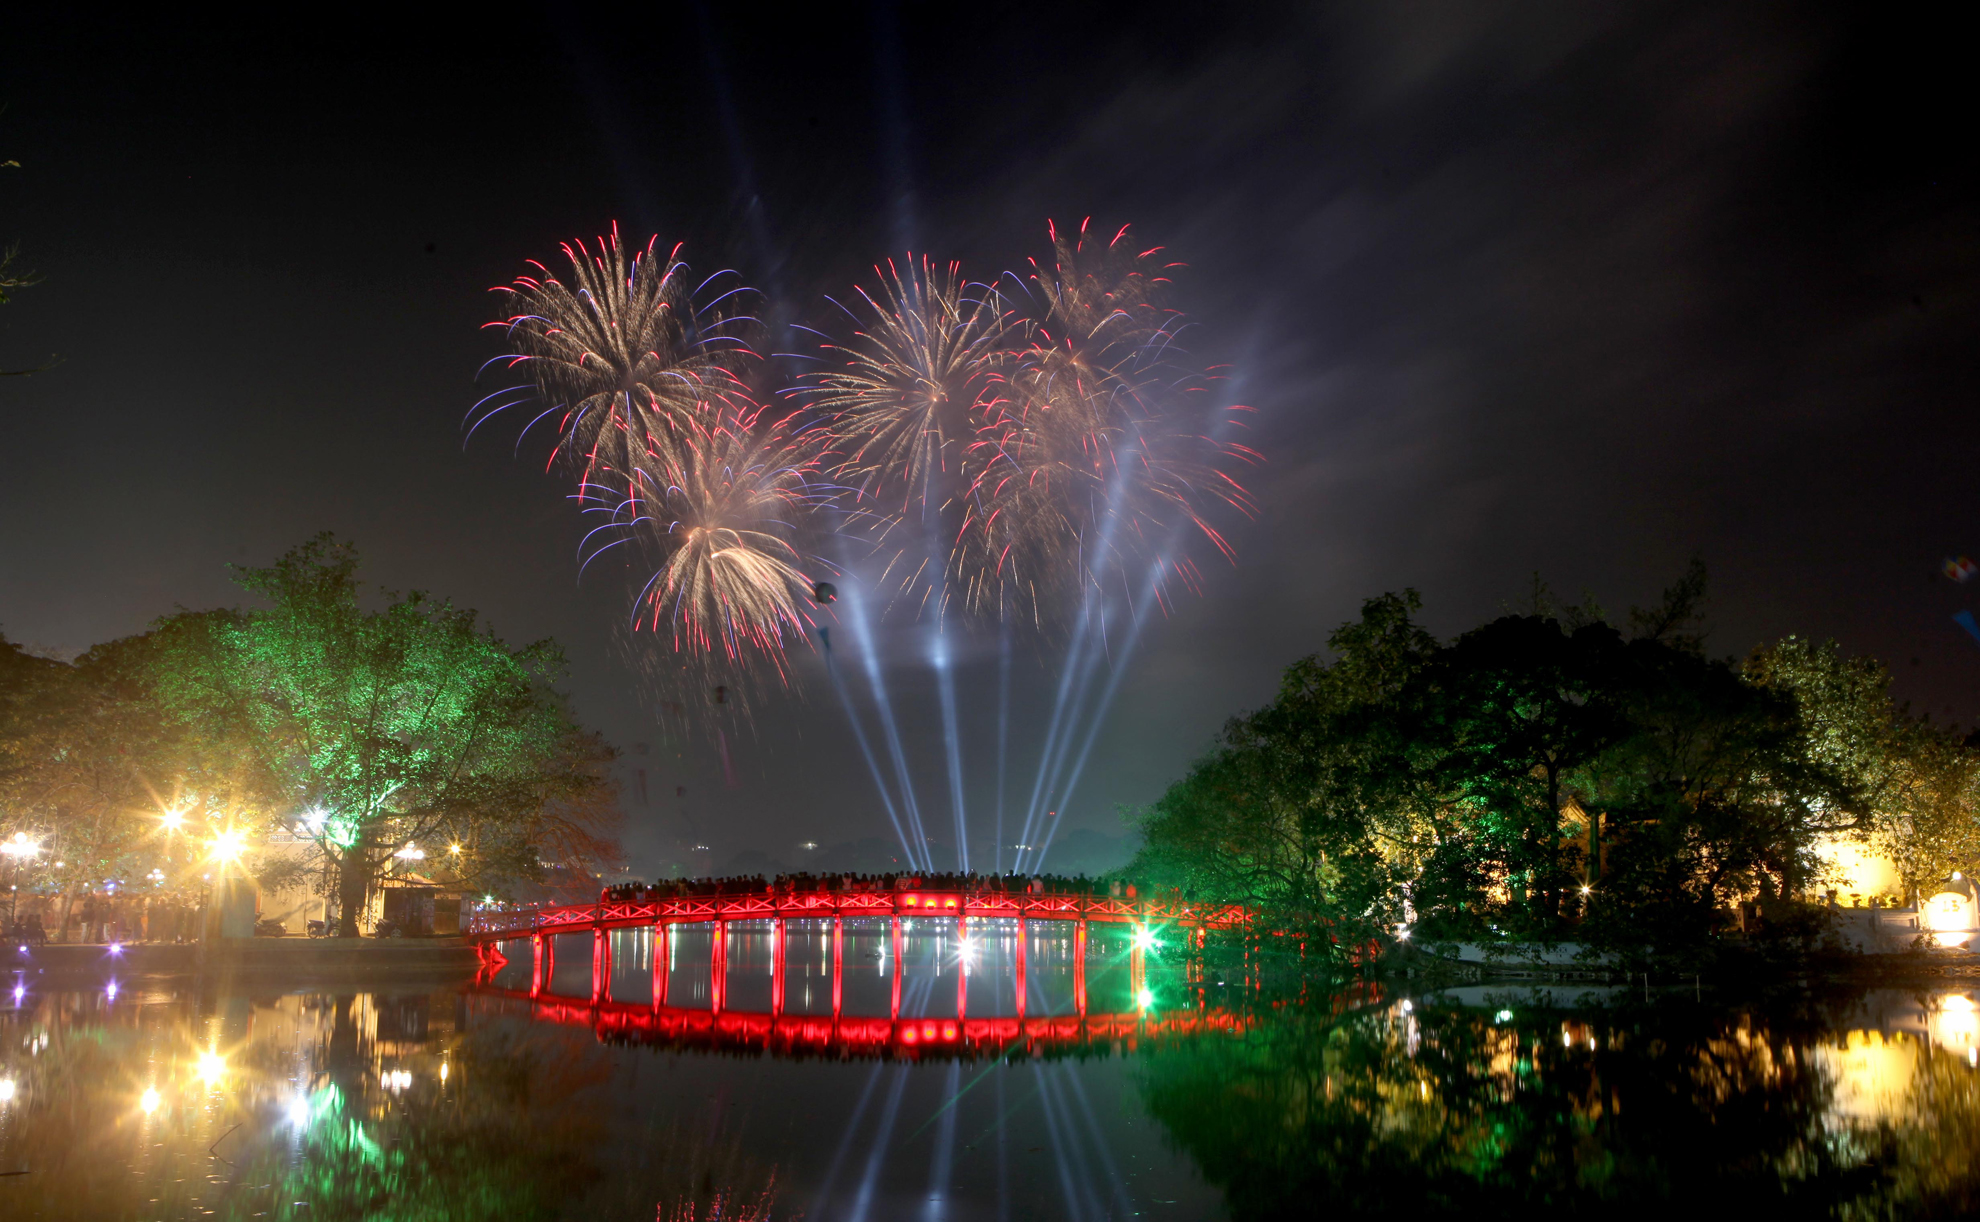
[599,872,1167,905]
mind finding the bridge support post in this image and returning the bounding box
[530,933,545,999]
[771,917,785,1017]
[831,916,843,1020]
[890,914,902,1022]
[712,918,727,1015]
[956,913,968,1020]
[653,923,669,1011]
[591,924,608,1006]
[1015,915,1027,1021]
[1074,919,1088,1019]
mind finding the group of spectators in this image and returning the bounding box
[3,893,205,944]
[600,872,1152,904]
[4,912,48,944]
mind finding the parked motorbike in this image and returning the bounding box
[306,919,329,938]
[253,918,288,937]
[372,920,403,939]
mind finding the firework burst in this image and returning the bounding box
[614,403,828,670]
[485,229,833,704]
[951,220,1257,623]
[481,225,755,495]
[801,257,1009,512]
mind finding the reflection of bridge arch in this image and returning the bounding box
[468,989,1256,1062]
[466,888,1250,1021]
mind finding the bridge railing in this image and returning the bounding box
[464,889,1249,940]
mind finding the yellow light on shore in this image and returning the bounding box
[208,830,246,864]
[196,1051,226,1083]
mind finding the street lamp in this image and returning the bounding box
[2,833,42,924]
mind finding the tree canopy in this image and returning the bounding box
[1128,571,1977,959]
[1,536,619,937]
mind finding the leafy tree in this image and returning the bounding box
[1748,636,1980,897]
[1129,567,1921,958]
[1127,592,1436,956]
[0,628,261,935]
[158,535,619,935]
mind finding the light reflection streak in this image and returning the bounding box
[808,1061,888,1215]
[844,1065,914,1222]
[923,1060,964,1218]
[1030,1063,1095,1222]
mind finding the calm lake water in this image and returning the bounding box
[2,920,1977,1220]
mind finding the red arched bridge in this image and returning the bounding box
[466,884,1252,1025]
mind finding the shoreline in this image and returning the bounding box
[3,936,480,982]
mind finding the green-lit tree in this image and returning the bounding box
[1126,592,1437,956]
[159,535,619,935]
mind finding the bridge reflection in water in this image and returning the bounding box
[475,915,1244,1059]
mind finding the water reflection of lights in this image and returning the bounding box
[1816,1030,1914,1122]
[287,1095,313,1126]
[105,980,118,1000]
[1495,1009,1515,1024]
[1136,987,1155,1010]
[196,1051,226,1083]
[385,1069,413,1091]
[1930,993,1978,1053]
[140,1086,160,1114]
[0,1077,15,1103]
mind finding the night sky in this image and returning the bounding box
[2,4,1973,877]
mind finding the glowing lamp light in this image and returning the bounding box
[449,843,462,855]
[196,1051,226,1083]
[287,1095,312,1127]
[1495,1009,1515,1024]
[105,980,118,1000]
[1132,926,1159,953]
[439,1061,449,1083]
[1579,885,1593,896]
[208,829,246,864]
[160,809,184,831]
[1137,987,1155,1010]
[107,942,123,956]
[1396,925,1411,941]
[395,845,425,861]
[139,1086,159,1114]
[0,1078,15,1103]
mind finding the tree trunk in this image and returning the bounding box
[336,837,371,937]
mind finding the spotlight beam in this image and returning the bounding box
[820,628,919,870]
[842,581,934,871]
